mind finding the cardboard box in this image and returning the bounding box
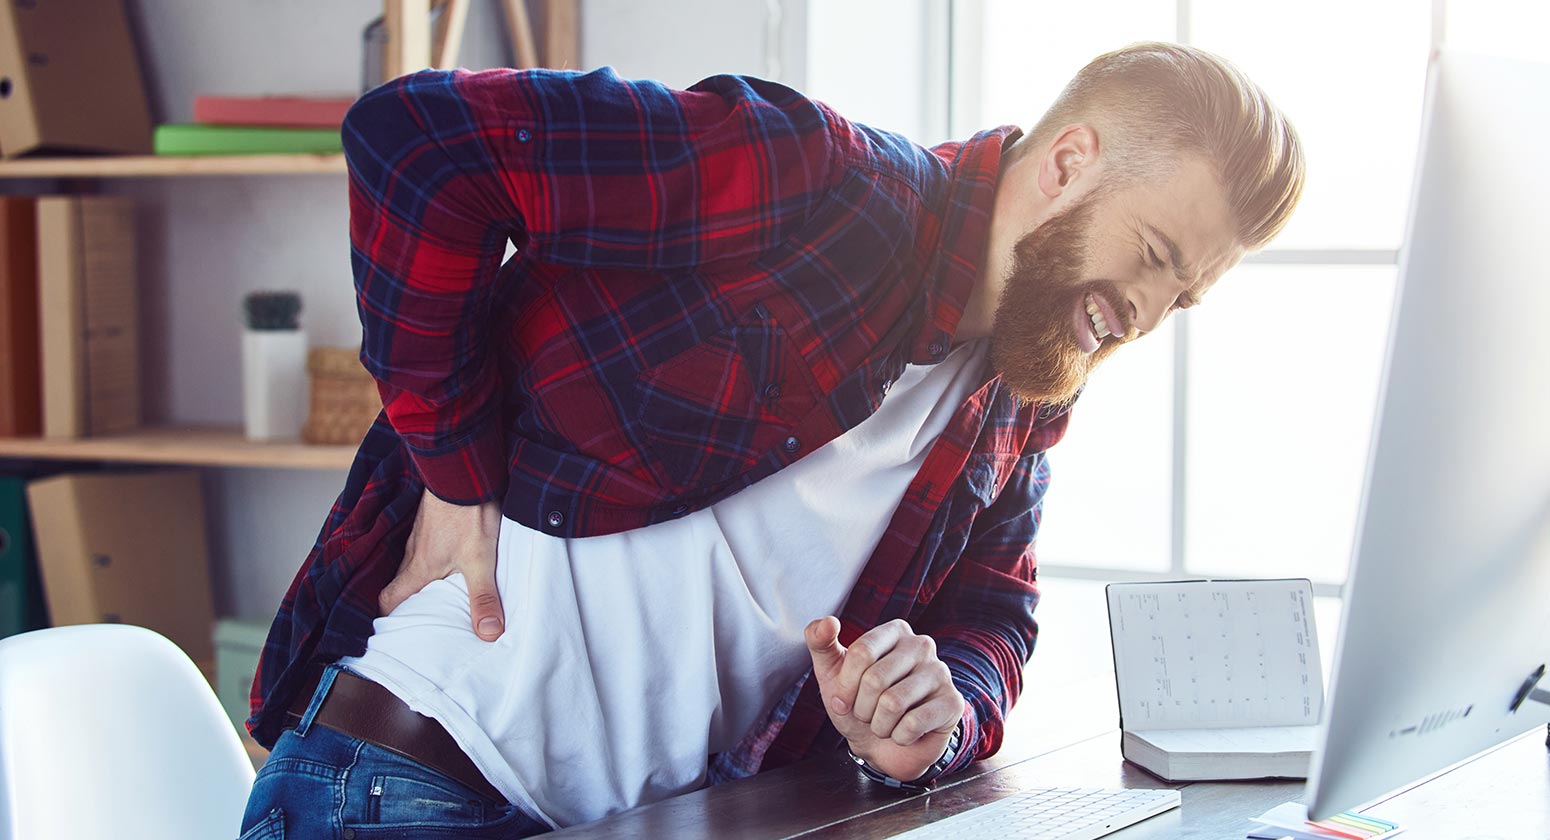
[25,470,215,663]
[36,195,140,438]
[213,617,269,732]
[0,0,153,158]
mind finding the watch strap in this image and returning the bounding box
[848,720,963,792]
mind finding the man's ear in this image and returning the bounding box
[1036,123,1100,199]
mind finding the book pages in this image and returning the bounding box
[1108,579,1323,730]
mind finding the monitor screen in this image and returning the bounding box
[1305,49,1550,819]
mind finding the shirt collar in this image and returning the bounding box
[907,124,1023,365]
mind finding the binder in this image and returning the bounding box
[0,476,47,639]
[0,196,40,437]
[36,196,140,438]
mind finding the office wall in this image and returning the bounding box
[91,0,808,619]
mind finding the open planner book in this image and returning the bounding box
[1106,579,1324,781]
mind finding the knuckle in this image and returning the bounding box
[889,618,913,634]
[470,591,501,609]
[934,662,953,683]
[851,642,877,668]
[861,670,889,693]
[876,692,904,716]
[918,634,937,656]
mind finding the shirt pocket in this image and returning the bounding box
[635,301,821,493]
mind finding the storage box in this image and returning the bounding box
[303,346,382,446]
[25,470,215,664]
[0,0,153,158]
[214,617,270,731]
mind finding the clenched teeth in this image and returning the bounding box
[1085,295,1111,339]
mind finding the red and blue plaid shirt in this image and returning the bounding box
[249,66,1075,784]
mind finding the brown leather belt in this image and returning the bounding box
[285,667,507,804]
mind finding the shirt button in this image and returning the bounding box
[763,383,782,401]
[546,510,563,528]
[517,128,532,142]
[783,436,801,452]
[671,503,690,516]
[343,830,356,840]
[752,304,770,320]
[927,342,944,357]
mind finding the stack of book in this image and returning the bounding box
[152,94,356,156]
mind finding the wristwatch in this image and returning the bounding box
[848,720,963,793]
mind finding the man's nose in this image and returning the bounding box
[1129,288,1173,335]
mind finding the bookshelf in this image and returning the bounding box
[0,426,357,470]
[0,153,346,179]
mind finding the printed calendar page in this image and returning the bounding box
[1106,579,1324,730]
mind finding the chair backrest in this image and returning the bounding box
[0,624,255,840]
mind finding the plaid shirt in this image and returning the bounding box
[249,66,1075,785]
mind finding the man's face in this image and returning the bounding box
[990,156,1244,404]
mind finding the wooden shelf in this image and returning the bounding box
[0,426,356,470]
[0,153,346,179]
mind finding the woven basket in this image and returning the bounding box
[302,347,381,446]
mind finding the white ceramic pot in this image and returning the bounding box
[241,329,307,441]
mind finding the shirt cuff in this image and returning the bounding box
[403,418,508,506]
[938,697,980,778]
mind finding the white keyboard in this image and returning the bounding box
[885,786,1181,840]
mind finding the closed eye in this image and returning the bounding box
[1145,243,1165,270]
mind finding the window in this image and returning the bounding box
[805,1,1513,590]
[948,1,1431,590]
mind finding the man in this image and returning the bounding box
[239,41,1302,839]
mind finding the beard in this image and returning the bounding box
[988,191,1125,405]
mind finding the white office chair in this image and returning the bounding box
[0,624,256,840]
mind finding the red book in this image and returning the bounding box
[192,95,359,129]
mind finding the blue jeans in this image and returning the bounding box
[238,664,552,839]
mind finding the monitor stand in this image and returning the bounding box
[1507,665,1550,748]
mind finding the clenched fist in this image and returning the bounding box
[805,616,964,783]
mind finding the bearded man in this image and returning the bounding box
[239,41,1304,839]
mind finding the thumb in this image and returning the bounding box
[804,616,846,680]
[465,563,504,641]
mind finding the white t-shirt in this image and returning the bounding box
[340,339,989,828]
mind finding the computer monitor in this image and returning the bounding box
[1305,49,1550,819]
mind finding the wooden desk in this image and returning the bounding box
[549,728,1549,839]
[548,578,1548,839]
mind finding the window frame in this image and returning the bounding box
[938,0,1446,597]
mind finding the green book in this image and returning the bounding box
[153,123,343,156]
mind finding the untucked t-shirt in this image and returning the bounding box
[341,338,989,828]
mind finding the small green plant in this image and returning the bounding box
[243,291,302,331]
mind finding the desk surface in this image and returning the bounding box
[549,725,1549,840]
[547,578,1548,839]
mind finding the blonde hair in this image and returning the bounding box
[1027,42,1305,249]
